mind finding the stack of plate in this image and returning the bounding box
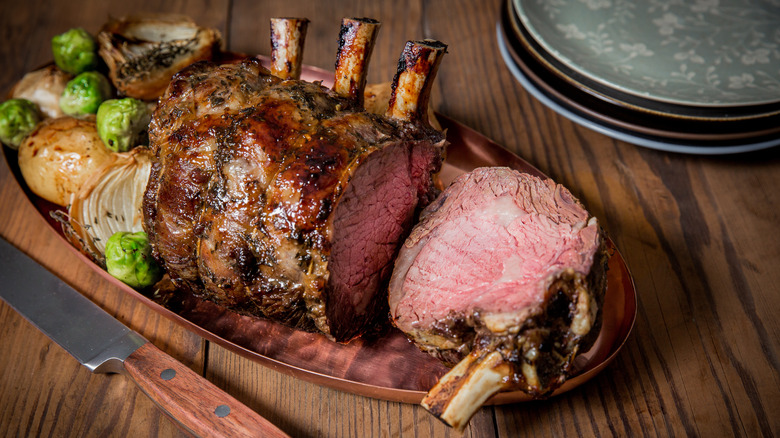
[498,0,780,154]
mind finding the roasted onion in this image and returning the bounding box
[97,14,221,100]
[10,65,72,119]
[67,147,153,262]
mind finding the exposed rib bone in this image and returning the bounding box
[332,18,381,108]
[421,271,601,431]
[269,17,309,79]
[387,40,447,125]
[421,350,512,432]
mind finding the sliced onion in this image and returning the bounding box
[67,147,153,262]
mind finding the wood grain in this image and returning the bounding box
[1,0,780,437]
[124,342,289,437]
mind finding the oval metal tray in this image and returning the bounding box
[2,60,636,404]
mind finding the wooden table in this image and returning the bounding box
[1,1,778,436]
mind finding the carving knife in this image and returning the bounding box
[0,236,289,438]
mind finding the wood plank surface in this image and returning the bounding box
[1,0,779,437]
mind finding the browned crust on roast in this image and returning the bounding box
[143,57,446,340]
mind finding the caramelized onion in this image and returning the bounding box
[97,14,221,100]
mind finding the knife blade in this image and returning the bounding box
[0,236,289,438]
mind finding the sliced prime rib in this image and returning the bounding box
[142,17,448,341]
[388,166,608,430]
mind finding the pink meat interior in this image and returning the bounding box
[390,167,600,331]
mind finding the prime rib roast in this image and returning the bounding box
[388,167,608,430]
[142,17,448,342]
[141,15,608,431]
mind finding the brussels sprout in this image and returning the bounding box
[59,71,112,116]
[0,99,41,149]
[105,231,163,289]
[96,98,151,152]
[52,28,99,74]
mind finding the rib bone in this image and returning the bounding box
[332,18,381,107]
[421,350,511,432]
[387,40,447,125]
[269,17,309,79]
[419,269,602,431]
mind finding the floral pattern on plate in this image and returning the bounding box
[514,0,780,107]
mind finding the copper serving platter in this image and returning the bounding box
[1,59,636,404]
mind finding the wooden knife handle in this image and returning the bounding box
[124,342,289,438]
